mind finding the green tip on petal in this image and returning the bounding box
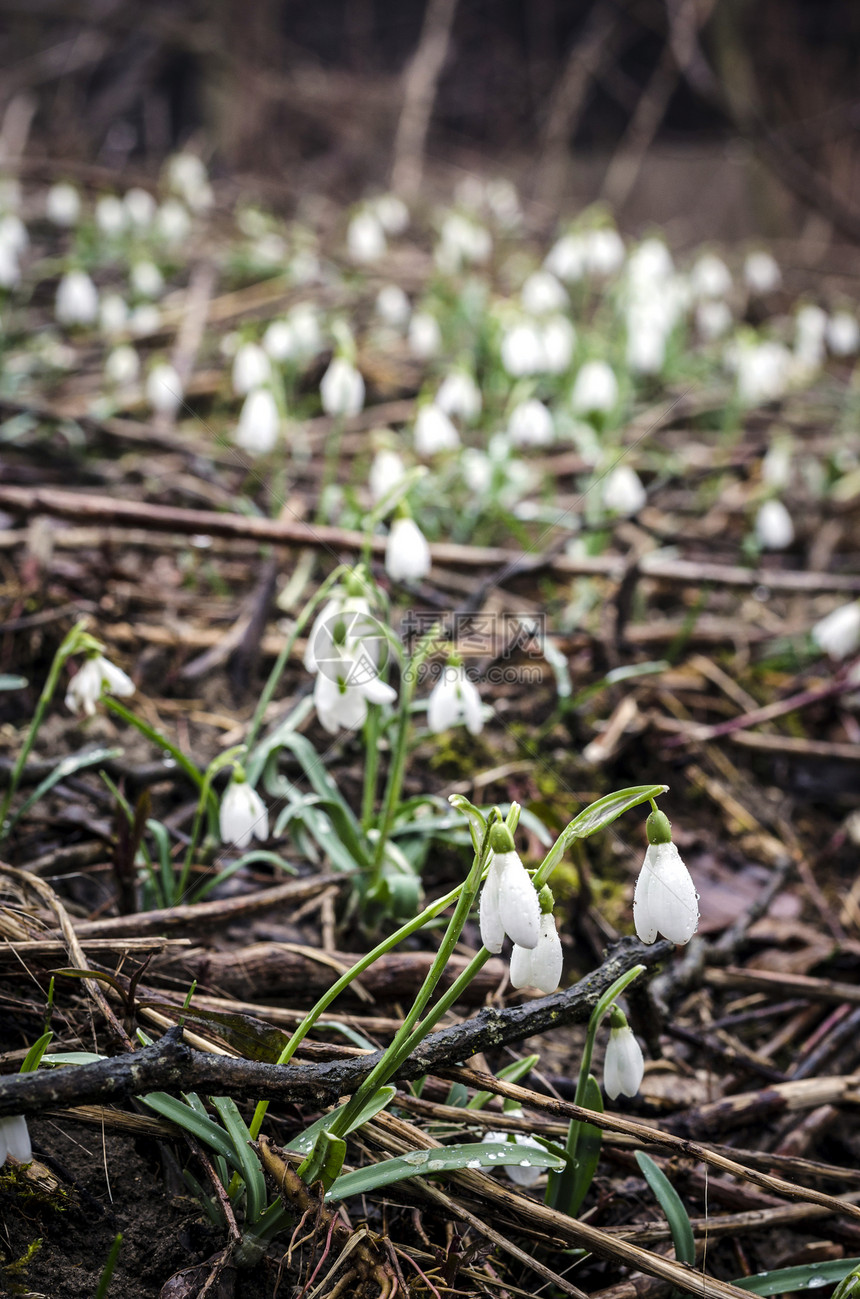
[646,808,672,845]
[608,1003,628,1030]
[489,822,516,854]
[538,884,555,915]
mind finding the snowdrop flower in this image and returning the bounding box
[303,581,381,678]
[288,304,323,359]
[232,342,271,396]
[604,1014,645,1099]
[130,260,164,299]
[99,293,128,337]
[347,209,386,262]
[626,303,668,375]
[485,177,521,228]
[321,356,365,417]
[794,304,828,373]
[167,153,212,211]
[479,823,541,953]
[263,320,295,362]
[690,253,732,300]
[812,603,860,659]
[755,498,794,550]
[520,270,568,315]
[0,214,27,255]
[633,809,699,945]
[827,311,860,357]
[46,182,81,226]
[385,515,431,583]
[156,198,192,244]
[436,212,491,271]
[602,464,646,516]
[762,438,792,490]
[435,371,482,422]
[627,238,674,292]
[414,404,460,455]
[510,910,562,993]
[734,340,792,405]
[584,227,625,276]
[696,299,732,341]
[571,360,618,416]
[146,363,183,416]
[376,284,411,329]
[545,232,587,282]
[427,663,483,736]
[129,303,161,336]
[744,250,781,295]
[408,311,442,359]
[501,322,545,377]
[0,241,20,289]
[313,661,396,733]
[219,772,268,848]
[462,447,492,495]
[539,315,576,373]
[0,1115,31,1166]
[508,399,554,447]
[124,187,156,228]
[105,344,140,387]
[95,195,126,237]
[56,270,99,326]
[236,388,280,454]
[369,447,407,502]
[65,653,135,717]
[372,193,409,235]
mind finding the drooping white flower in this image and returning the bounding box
[462,448,492,495]
[167,153,212,211]
[571,360,618,416]
[130,260,164,300]
[369,448,407,502]
[690,253,732,300]
[755,498,794,550]
[627,238,674,293]
[604,1023,645,1099]
[602,464,646,516]
[479,836,541,953]
[56,270,99,326]
[95,194,127,237]
[372,193,410,235]
[146,362,183,416]
[435,371,482,422]
[385,516,431,583]
[155,198,192,244]
[584,227,625,276]
[539,316,576,374]
[376,284,411,329]
[508,399,554,447]
[0,240,20,289]
[734,340,792,406]
[124,187,157,229]
[0,214,28,254]
[347,209,387,262]
[46,182,81,227]
[626,302,668,375]
[105,344,140,387]
[219,776,268,848]
[414,404,460,455]
[827,311,860,357]
[485,177,521,228]
[236,388,280,454]
[509,913,563,993]
[232,342,271,396]
[744,250,781,295]
[65,654,135,717]
[263,320,295,362]
[633,841,699,945]
[408,311,442,359]
[320,357,365,417]
[544,232,588,282]
[0,1115,31,1166]
[812,603,860,660]
[313,661,396,733]
[500,322,545,377]
[696,299,733,341]
[762,438,792,489]
[99,293,128,337]
[436,212,491,271]
[520,270,568,316]
[129,303,161,336]
[794,304,828,373]
[427,664,483,735]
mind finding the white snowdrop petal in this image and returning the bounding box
[0,1115,32,1165]
[479,860,505,954]
[812,603,860,659]
[634,843,698,945]
[496,851,540,950]
[604,1025,644,1100]
[385,517,431,583]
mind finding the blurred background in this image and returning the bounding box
[2,0,860,247]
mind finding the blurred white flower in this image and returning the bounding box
[56,270,99,326]
[521,270,568,315]
[485,177,521,228]
[633,841,699,945]
[65,654,135,717]
[0,214,28,254]
[734,340,792,405]
[155,198,192,244]
[602,464,646,516]
[95,195,127,237]
[744,250,781,295]
[146,362,183,416]
[544,232,588,282]
[99,293,128,337]
[369,448,407,502]
[627,238,674,291]
[232,342,271,396]
[462,447,492,494]
[755,498,794,550]
[320,357,365,417]
[604,1024,645,1099]
[376,284,411,329]
[263,319,296,362]
[167,153,212,211]
[571,360,618,415]
[385,516,431,583]
[508,399,554,447]
[436,212,491,271]
[372,193,410,235]
[500,322,545,377]
[105,344,140,387]
[130,260,164,300]
[347,209,386,262]
[691,253,732,300]
[827,311,860,357]
[304,590,376,674]
[408,311,442,359]
[0,241,21,288]
[539,315,576,373]
[427,664,483,735]
[313,663,396,734]
[288,304,322,358]
[414,404,460,455]
[761,439,792,490]
[0,1115,31,1166]
[625,303,668,375]
[794,304,828,373]
[696,299,732,341]
[236,388,280,455]
[509,913,563,993]
[436,371,482,422]
[124,187,156,229]
[480,847,540,953]
[584,227,625,276]
[46,182,81,227]
[129,303,161,336]
[812,603,860,660]
[219,777,268,848]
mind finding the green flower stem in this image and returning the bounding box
[360,705,381,830]
[0,622,95,837]
[247,870,481,1142]
[244,566,346,755]
[178,747,246,902]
